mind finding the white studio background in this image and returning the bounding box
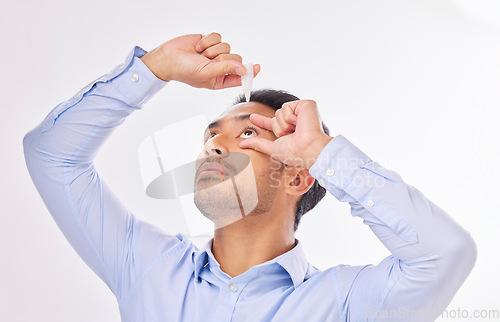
[1,0,499,321]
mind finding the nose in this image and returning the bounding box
[203,134,229,157]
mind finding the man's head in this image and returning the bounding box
[193,89,330,232]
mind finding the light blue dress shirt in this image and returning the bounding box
[24,47,477,322]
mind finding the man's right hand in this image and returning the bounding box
[140,32,260,90]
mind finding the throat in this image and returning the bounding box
[211,222,296,277]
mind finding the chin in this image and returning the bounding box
[194,177,260,229]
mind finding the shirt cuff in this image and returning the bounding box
[109,46,168,107]
[309,135,372,199]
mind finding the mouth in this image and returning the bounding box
[194,153,249,184]
[198,167,224,176]
[196,161,231,180]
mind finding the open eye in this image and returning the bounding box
[240,127,258,139]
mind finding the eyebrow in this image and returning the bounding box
[204,114,252,134]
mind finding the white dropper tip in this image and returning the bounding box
[242,63,253,102]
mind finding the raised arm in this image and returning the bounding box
[310,135,476,321]
[23,33,258,301]
[241,99,477,321]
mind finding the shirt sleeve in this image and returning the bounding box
[23,47,183,302]
[309,135,477,321]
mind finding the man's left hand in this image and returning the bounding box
[239,100,333,169]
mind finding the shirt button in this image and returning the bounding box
[120,64,126,70]
[367,200,375,207]
[75,93,82,98]
[229,283,238,292]
[131,74,139,82]
[318,179,326,187]
[326,168,335,176]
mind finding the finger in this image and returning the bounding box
[282,100,318,118]
[220,74,242,88]
[215,63,261,89]
[203,42,231,59]
[196,32,222,52]
[253,64,261,78]
[214,53,242,63]
[200,60,245,79]
[239,137,273,156]
[283,100,322,133]
[274,109,295,134]
[281,103,297,125]
[281,100,301,114]
[249,114,273,131]
[240,63,261,77]
[271,117,289,137]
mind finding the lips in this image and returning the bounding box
[195,154,246,182]
[199,164,224,175]
[196,161,228,178]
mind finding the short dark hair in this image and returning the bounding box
[233,89,330,231]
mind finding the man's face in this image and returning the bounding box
[193,102,282,228]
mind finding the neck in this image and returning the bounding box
[211,208,296,277]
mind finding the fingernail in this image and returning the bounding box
[196,45,202,52]
[236,68,244,76]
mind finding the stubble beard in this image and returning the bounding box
[193,171,279,228]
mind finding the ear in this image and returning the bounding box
[283,168,315,196]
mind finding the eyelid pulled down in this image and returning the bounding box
[239,126,260,138]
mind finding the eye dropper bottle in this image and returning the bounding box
[241,63,253,102]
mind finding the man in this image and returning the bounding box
[24,33,476,321]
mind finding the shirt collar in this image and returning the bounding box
[274,240,309,289]
[193,238,213,281]
[193,238,309,289]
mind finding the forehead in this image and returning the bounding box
[211,102,276,127]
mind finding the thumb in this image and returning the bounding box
[239,138,273,156]
[201,60,245,78]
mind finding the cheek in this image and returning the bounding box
[252,156,282,179]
